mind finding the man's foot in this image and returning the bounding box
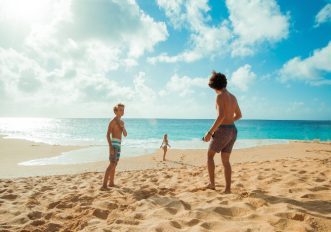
[100,186,109,191]
[108,183,118,188]
[206,183,215,190]
[223,189,231,194]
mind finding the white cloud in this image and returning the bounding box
[315,3,331,26]
[22,0,168,67]
[150,0,232,63]
[156,0,186,29]
[226,0,289,57]
[0,0,169,115]
[159,74,208,96]
[0,0,169,72]
[230,64,256,91]
[279,41,331,85]
[132,72,157,103]
[151,0,289,63]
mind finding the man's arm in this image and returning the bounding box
[208,94,225,134]
[203,95,225,142]
[233,98,242,121]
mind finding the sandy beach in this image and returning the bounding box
[0,137,331,231]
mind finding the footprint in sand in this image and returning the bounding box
[186,218,200,226]
[212,206,251,217]
[276,212,305,222]
[30,219,45,226]
[115,219,140,225]
[45,223,62,231]
[314,178,325,183]
[169,220,182,229]
[93,208,109,220]
[133,213,144,220]
[27,211,43,220]
[1,194,18,200]
[308,186,329,192]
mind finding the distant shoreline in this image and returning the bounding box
[1,135,330,179]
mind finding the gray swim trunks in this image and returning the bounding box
[209,124,237,153]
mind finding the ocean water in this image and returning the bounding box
[0,118,330,165]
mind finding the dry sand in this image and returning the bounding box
[0,137,331,231]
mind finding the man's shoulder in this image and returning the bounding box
[224,90,237,100]
[216,92,225,100]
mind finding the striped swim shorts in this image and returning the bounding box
[109,138,121,163]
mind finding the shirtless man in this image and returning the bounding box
[203,71,242,193]
[102,103,127,190]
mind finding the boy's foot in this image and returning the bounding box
[206,183,215,190]
[100,186,109,191]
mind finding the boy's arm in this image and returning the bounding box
[121,120,127,137]
[106,121,114,154]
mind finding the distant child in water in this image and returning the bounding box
[102,103,127,190]
[160,134,171,161]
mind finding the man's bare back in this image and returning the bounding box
[217,89,241,125]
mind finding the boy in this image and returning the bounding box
[102,103,127,190]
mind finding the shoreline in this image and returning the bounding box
[0,136,330,179]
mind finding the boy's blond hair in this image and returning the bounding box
[113,103,125,114]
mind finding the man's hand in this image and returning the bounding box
[203,131,213,142]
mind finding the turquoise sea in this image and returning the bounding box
[0,118,330,165]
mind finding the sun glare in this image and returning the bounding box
[1,0,50,24]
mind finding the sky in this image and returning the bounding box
[0,0,330,120]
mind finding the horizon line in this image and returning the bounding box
[0,117,330,121]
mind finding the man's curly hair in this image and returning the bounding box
[208,71,227,90]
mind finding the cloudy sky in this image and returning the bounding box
[0,0,330,120]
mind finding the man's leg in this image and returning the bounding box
[221,152,232,193]
[207,149,217,189]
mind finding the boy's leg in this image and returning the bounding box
[108,162,117,187]
[102,163,112,188]
[207,149,216,189]
[221,152,232,193]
